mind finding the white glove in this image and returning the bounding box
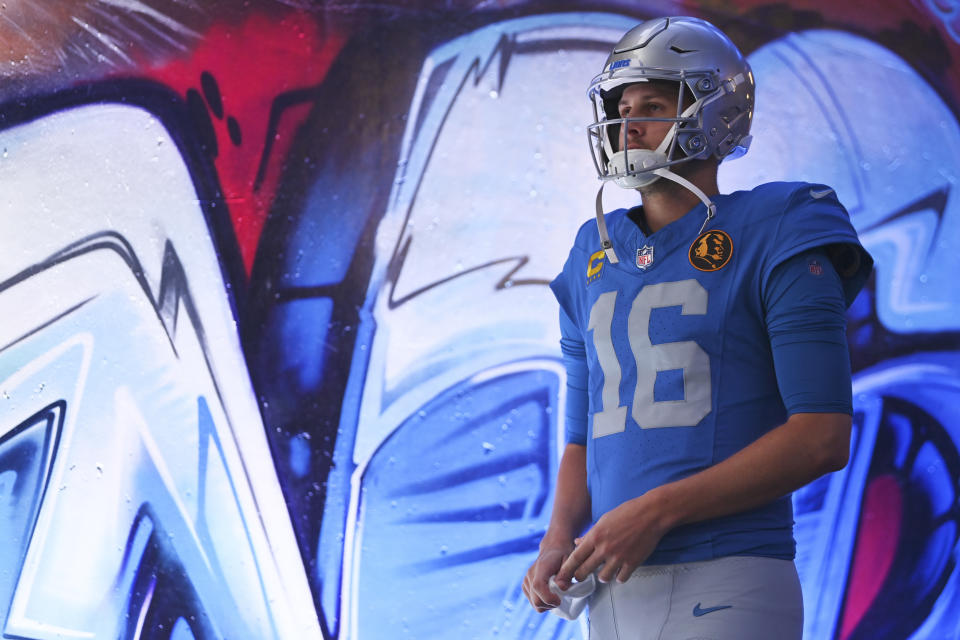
[547,573,597,620]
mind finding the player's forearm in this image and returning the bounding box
[650,412,851,531]
[541,443,592,548]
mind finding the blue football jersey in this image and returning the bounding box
[550,182,872,563]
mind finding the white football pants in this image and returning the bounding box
[588,556,803,640]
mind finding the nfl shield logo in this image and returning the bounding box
[636,245,654,270]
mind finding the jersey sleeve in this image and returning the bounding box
[549,221,596,445]
[764,249,853,415]
[762,184,873,308]
[549,220,595,326]
[558,305,589,445]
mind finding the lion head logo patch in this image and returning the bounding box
[689,230,733,272]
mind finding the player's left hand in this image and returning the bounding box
[554,493,670,586]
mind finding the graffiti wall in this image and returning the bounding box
[0,1,958,639]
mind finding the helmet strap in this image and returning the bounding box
[594,182,619,263]
[651,167,717,233]
[593,166,717,263]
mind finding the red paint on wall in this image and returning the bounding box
[839,473,903,639]
[142,10,346,275]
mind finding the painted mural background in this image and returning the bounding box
[1,1,958,639]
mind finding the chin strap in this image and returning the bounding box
[651,167,717,234]
[594,172,716,264]
[594,182,619,263]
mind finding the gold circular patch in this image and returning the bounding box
[689,230,733,272]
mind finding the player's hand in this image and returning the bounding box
[522,540,573,612]
[555,494,669,586]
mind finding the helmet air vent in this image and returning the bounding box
[613,20,669,53]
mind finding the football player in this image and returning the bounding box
[521,16,873,639]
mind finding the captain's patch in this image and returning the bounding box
[587,249,605,284]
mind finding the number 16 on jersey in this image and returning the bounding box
[587,279,712,438]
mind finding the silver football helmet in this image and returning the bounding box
[587,16,755,189]
[587,17,755,263]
